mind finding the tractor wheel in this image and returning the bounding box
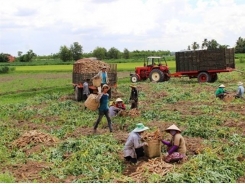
[149,69,164,82]
[197,72,210,83]
[164,72,171,81]
[209,73,218,83]
[75,86,83,101]
[130,74,138,83]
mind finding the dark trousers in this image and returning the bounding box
[125,147,144,163]
[216,93,225,99]
[130,100,138,109]
[94,109,112,132]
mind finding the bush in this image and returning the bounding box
[0,66,15,74]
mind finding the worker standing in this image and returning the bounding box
[93,84,112,133]
[83,79,90,101]
[129,84,139,109]
[93,65,109,93]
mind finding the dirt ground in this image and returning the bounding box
[3,74,245,183]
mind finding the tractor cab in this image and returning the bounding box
[130,56,170,83]
[144,56,168,68]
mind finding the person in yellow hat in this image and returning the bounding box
[235,82,244,99]
[159,124,186,163]
[124,123,149,164]
[215,84,227,99]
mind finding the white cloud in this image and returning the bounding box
[0,0,245,56]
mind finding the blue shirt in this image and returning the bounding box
[237,85,244,97]
[102,72,106,84]
[99,93,109,111]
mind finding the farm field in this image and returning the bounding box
[0,62,245,182]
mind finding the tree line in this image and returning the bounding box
[0,37,245,63]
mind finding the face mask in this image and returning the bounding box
[170,130,176,135]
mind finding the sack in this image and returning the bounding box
[144,140,161,158]
[165,152,184,163]
[84,94,100,111]
[92,77,101,87]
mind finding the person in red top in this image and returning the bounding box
[115,98,126,110]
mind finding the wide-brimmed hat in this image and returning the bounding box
[238,82,243,86]
[133,123,149,133]
[116,98,123,102]
[102,65,107,69]
[129,84,137,88]
[102,84,109,89]
[219,84,225,88]
[165,124,181,133]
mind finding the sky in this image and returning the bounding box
[0,0,245,56]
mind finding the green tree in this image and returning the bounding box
[202,38,209,49]
[59,46,72,62]
[123,48,130,59]
[207,39,219,49]
[70,42,83,61]
[235,37,245,53]
[92,47,107,60]
[187,45,191,50]
[0,53,9,62]
[192,42,199,50]
[19,50,37,62]
[107,47,120,59]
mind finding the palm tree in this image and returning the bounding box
[192,42,200,50]
[207,39,219,50]
[202,38,209,49]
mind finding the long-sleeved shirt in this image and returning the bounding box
[109,106,120,118]
[237,85,244,98]
[215,87,226,96]
[93,71,109,84]
[123,131,144,158]
[116,103,126,110]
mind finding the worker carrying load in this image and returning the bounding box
[92,65,109,93]
[159,124,186,163]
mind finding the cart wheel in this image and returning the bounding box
[130,74,138,83]
[209,73,218,83]
[197,72,210,83]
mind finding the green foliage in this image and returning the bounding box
[70,42,83,61]
[59,45,72,62]
[0,172,16,183]
[48,135,124,182]
[93,47,107,60]
[107,47,120,59]
[235,37,245,53]
[18,50,37,62]
[123,48,130,59]
[0,53,9,62]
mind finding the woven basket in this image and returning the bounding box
[144,140,161,158]
[92,77,101,87]
[84,94,99,111]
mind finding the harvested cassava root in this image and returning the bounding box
[129,157,172,182]
[12,130,59,148]
[119,108,141,118]
[142,129,162,141]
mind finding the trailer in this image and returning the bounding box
[72,62,117,101]
[171,48,235,82]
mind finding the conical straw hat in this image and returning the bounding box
[165,124,181,132]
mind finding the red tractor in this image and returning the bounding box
[130,56,170,83]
